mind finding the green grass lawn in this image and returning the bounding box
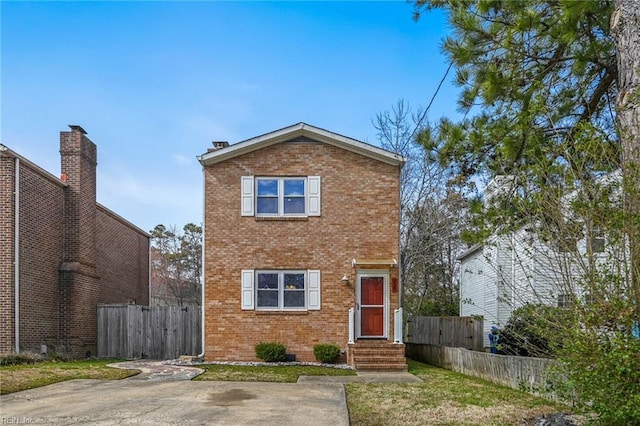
[0,359,138,395]
[194,364,357,383]
[345,359,571,426]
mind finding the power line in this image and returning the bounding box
[410,60,454,140]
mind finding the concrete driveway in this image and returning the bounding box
[0,378,349,425]
[1,361,420,425]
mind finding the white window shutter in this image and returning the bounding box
[241,176,254,216]
[307,270,321,310]
[307,176,321,216]
[241,270,255,310]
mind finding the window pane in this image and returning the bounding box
[257,179,278,196]
[591,237,605,253]
[284,180,305,196]
[284,197,305,214]
[257,290,278,307]
[257,197,278,214]
[284,273,305,290]
[284,291,305,307]
[257,273,278,289]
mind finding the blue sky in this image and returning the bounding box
[1,1,459,232]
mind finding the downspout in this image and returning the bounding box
[197,163,205,359]
[397,163,404,340]
[14,157,20,353]
[398,163,404,310]
[148,238,152,306]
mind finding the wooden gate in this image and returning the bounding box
[97,304,201,359]
[406,316,484,351]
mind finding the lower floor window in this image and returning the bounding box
[257,271,306,309]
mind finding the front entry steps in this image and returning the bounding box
[347,340,407,372]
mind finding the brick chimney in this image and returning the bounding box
[60,125,98,267]
[58,125,99,357]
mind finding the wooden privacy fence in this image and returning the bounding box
[406,344,559,400]
[97,304,201,359]
[406,316,484,351]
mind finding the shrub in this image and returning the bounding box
[0,352,44,366]
[313,343,341,363]
[254,342,287,362]
[47,351,71,362]
[498,303,572,358]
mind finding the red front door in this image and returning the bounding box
[358,275,385,337]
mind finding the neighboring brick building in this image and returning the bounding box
[199,123,407,370]
[0,125,149,358]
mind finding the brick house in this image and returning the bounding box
[0,125,149,358]
[199,123,407,370]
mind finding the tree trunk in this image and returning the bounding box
[612,0,640,306]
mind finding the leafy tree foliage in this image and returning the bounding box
[150,223,202,306]
[414,0,618,186]
[411,1,640,422]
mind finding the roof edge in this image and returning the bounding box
[457,244,483,261]
[198,123,406,166]
[97,203,151,237]
[1,144,68,187]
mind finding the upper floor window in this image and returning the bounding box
[257,178,306,216]
[241,175,321,217]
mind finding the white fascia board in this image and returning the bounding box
[198,123,406,167]
[457,244,483,261]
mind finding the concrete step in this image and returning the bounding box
[354,362,408,372]
[351,348,405,356]
[353,355,406,363]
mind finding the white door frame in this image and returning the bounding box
[355,269,389,339]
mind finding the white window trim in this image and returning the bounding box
[256,177,307,217]
[241,176,321,217]
[256,270,307,311]
[241,269,321,311]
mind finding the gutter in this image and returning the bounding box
[14,156,20,353]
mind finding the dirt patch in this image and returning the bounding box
[207,388,257,406]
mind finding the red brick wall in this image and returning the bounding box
[96,206,149,305]
[18,165,65,353]
[0,155,15,353]
[1,128,150,357]
[203,140,400,362]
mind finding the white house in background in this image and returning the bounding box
[459,173,620,349]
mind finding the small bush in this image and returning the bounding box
[313,343,341,363]
[47,352,71,362]
[254,342,287,362]
[0,352,44,366]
